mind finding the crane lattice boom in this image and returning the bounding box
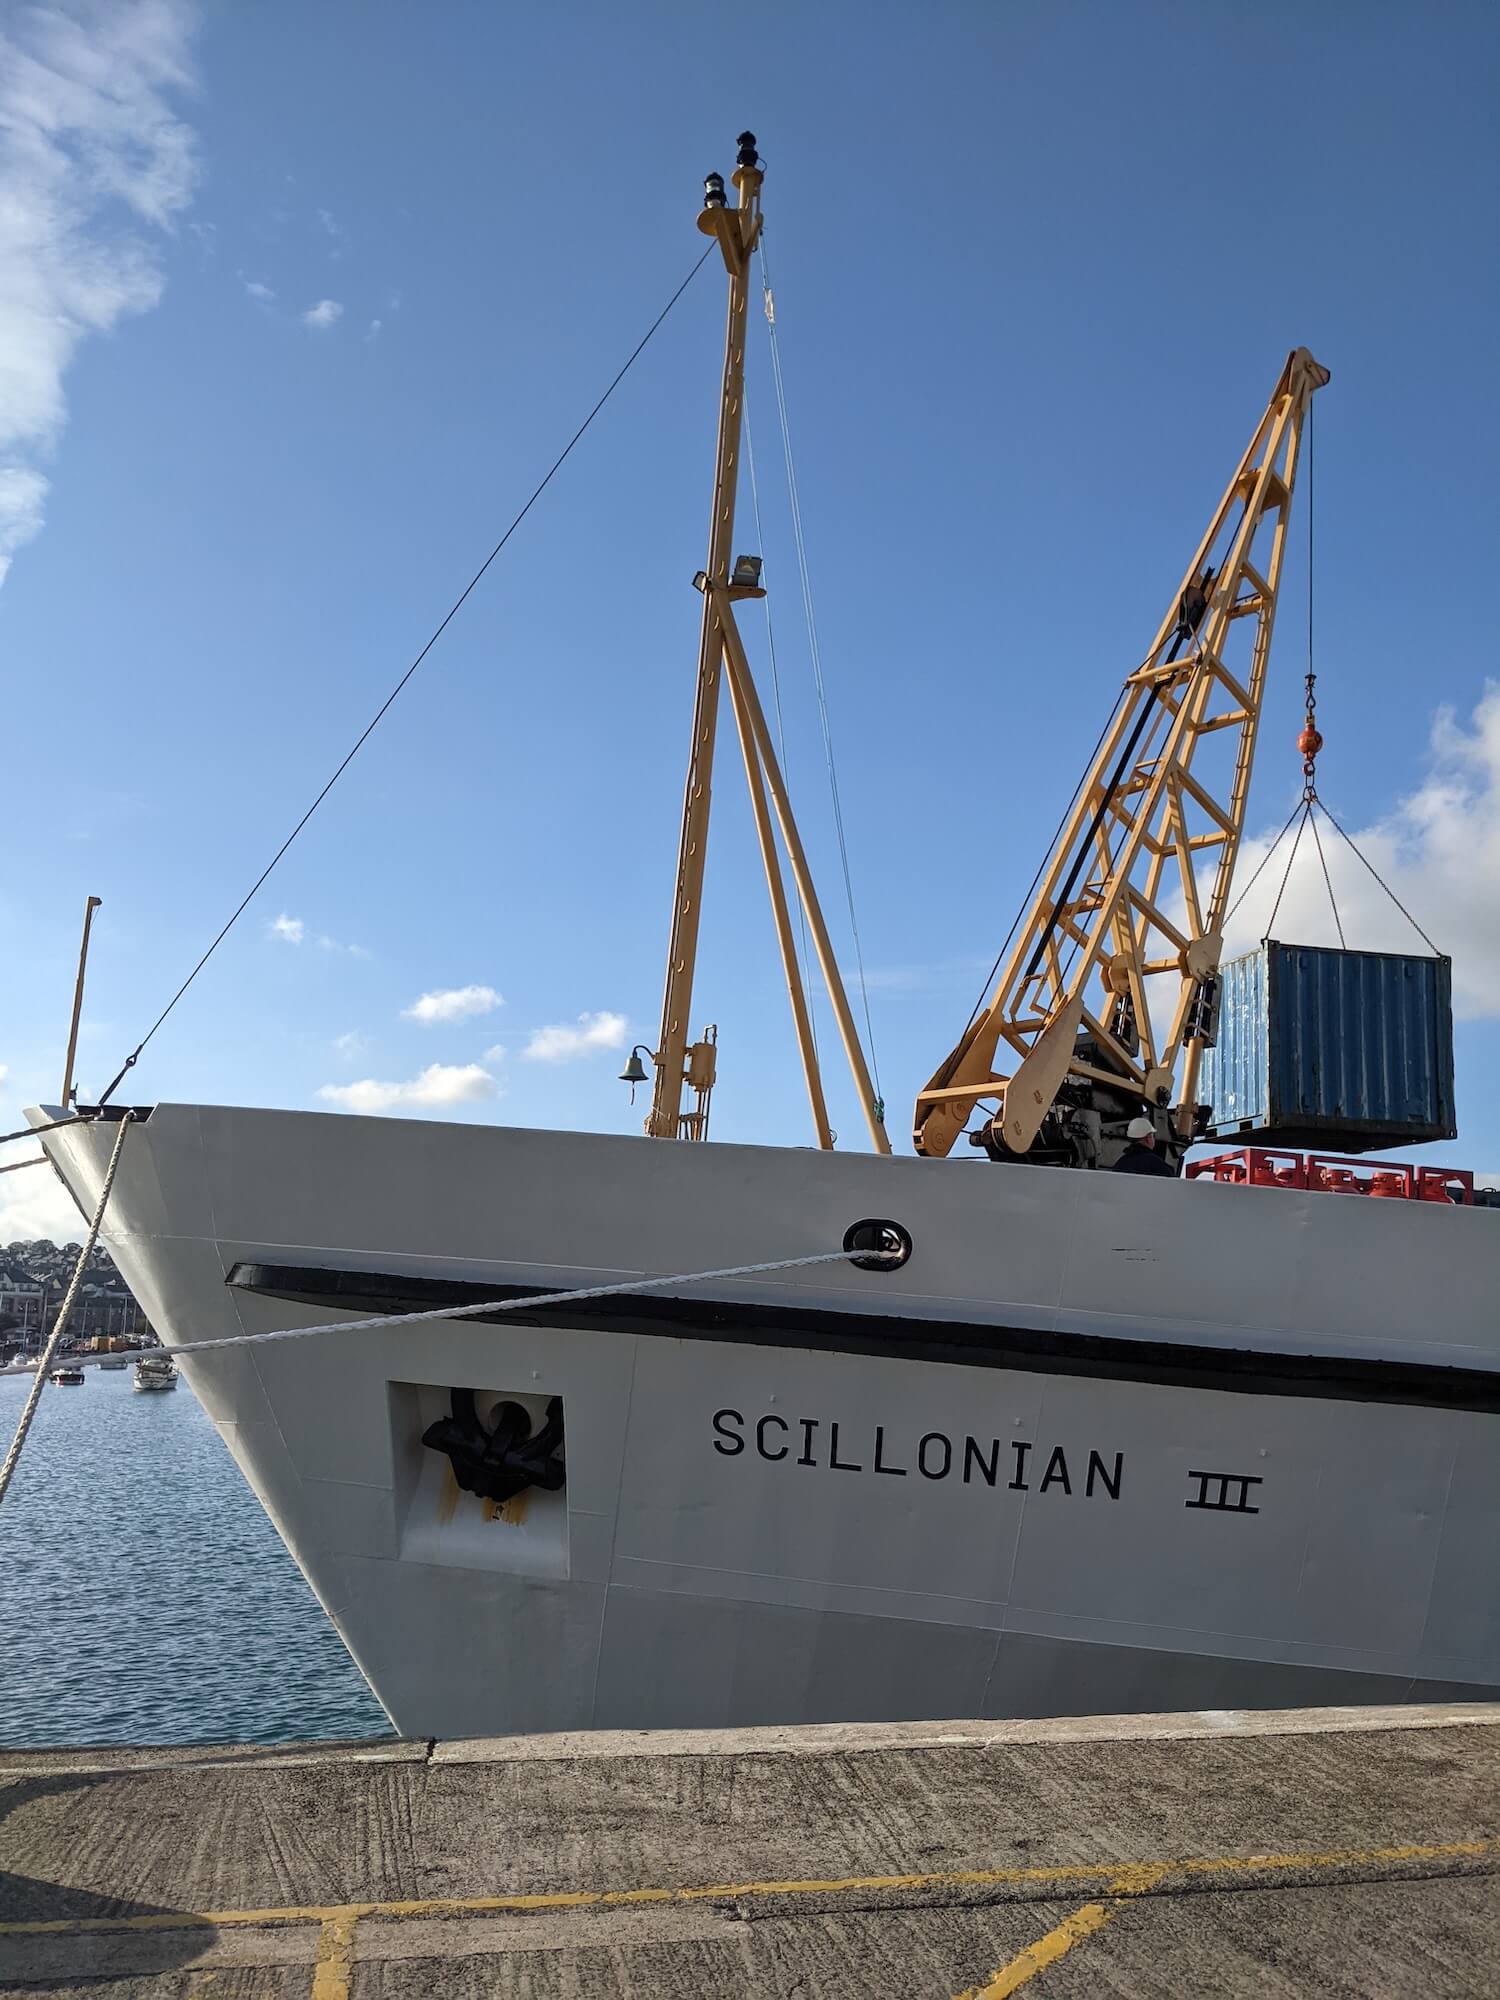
[914,347,1331,1167]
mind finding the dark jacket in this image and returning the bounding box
[1112,1140,1175,1178]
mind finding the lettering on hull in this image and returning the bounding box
[712,1410,1126,1501]
[711,1412,1268,1514]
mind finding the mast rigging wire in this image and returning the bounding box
[758,246,883,1108]
[96,248,714,1106]
[743,401,820,1067]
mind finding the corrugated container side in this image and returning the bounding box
[1201,950,1268,1129]
[1202,941,1456,1148]
[1269,944,1456,1137]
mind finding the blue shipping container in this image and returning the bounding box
[1201,941,1456,1151]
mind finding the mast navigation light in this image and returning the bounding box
[736,132,759,169]
[731,555,763,587]
[703,173,727,209]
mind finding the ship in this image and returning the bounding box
[27,135,1500,1740]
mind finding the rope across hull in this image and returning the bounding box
[29,1105,1500,1739]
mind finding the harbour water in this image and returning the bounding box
[0,1368,388,1748]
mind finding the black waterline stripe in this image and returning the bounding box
[224,1263,1500,1416]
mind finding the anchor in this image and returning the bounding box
[421,1391,565,1504]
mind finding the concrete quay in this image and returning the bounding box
[3,1703,1499,1997]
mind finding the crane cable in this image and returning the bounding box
[1228,402,1439,956]
[94,247,715,1107]
[758,245,883,1114]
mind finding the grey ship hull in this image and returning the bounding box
[34,1104,1500,1738]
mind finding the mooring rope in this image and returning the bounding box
[0,1113,95,1150]
[4,1245,899,1382]
[0,1113,133,1507]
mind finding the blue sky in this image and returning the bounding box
[2,0,1497,1235]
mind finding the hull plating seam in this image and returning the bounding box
[225,1262,1500,1413]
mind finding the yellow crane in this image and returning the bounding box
[914,347,1330,1170]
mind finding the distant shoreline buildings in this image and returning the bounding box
[0,1240,150,1354]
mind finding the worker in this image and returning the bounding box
[1114,1115,1175,1178]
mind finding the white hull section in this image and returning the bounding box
[35,1105,1500,1739]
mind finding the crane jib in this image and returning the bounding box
[914,348,1331,1169]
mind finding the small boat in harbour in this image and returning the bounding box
[133,1356,177,1392]
[49,1367,86,1386]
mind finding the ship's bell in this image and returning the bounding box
[619,1050,649,1086]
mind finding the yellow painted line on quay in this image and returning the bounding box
[959,1899,1119,1998]
[955,1864,1170,1998]
[309,1911,359,2000]
[1,1836,1495,1937]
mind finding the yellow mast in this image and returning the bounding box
[646,135,889,1154]
[914,347,1330,1163]
[60,895,102,1112]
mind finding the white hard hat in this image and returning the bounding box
[1126,1116,1154,1140]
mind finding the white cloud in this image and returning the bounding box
[365,319,382,341]
[402,984,502,1025]
[0,1161,85,1244]
[242,277,274,302]
[0,0,199,583]
[315,207,347,258]
[523,1011,628,1063]
[332,1030,369,1059]
[318,1063,498,1115]
[302,298,342,329]
[267,911,367,955]
[481,1044,509,1063]
[1225,686,1500,1019]
[0,1063,9,1088]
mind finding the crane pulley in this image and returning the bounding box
[913,347,1331,1169]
